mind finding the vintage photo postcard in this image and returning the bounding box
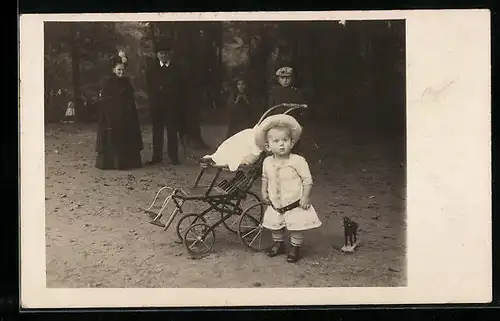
[19,10,491,308]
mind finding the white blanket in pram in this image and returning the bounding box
[202,128,263,171]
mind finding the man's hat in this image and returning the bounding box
[155,42,172,53]
[275,66,293,77]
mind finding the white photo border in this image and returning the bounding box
[20,10,492,308]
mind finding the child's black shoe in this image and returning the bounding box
[286,245,300,263]
[266,242,285,257]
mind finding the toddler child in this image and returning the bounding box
[254,114,322,263]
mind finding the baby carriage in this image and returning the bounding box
[144,103,308,256]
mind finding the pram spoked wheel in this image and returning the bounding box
[175,213,207,242]
[221,191,262,234]
[183,223,216,255]
[237,202,270,252]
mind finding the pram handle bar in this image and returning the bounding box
[256,103,308,126]
[283,106,305,116]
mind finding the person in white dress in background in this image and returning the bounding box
[254,114,322,263]
[63,100,76,124]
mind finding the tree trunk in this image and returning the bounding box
[70,24,82,121]
[247,23,269,102]
[149,22,158,52]
[177,22,209,149]
[295,23,315,113]
[213,22,223,110]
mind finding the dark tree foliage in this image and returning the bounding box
[44,20,405,134]
[44,22,119,122]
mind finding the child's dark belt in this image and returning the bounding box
[272,200,300,214]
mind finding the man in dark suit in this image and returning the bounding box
[145,43,186,165]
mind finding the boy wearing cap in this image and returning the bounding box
[268,67,306,107]
[145,43,186,165]
[268,66,307,153]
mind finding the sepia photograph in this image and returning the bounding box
[20,10,491,308]
[43,19,406,288]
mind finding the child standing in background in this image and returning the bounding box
[226,77,262,138]
[267,67,308,154]
[63,100,76,124]
[268,67,306,117]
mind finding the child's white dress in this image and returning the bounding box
[65,102,76,117]
[261,154,322,231]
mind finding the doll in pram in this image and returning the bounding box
[143,103,307,256]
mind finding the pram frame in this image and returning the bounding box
[145,103,308,256]
[145,158,263,238]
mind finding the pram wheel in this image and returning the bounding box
[237,202,270,252]
[183,223,216,255]
[176,213,208,242]
[222,191,262,234]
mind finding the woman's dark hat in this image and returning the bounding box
[108,55,125,68]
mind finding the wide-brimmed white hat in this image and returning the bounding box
[254,114,302,151]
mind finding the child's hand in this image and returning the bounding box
[235,94,249,104]
[300,196,311,210]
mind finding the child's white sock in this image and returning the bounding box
[271,229,285,243]
[290,231,304,247]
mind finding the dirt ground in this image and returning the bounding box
[45,120,406,288]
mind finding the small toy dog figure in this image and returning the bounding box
[341,216,359,253]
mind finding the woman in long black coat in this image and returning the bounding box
[95,55,143,170]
